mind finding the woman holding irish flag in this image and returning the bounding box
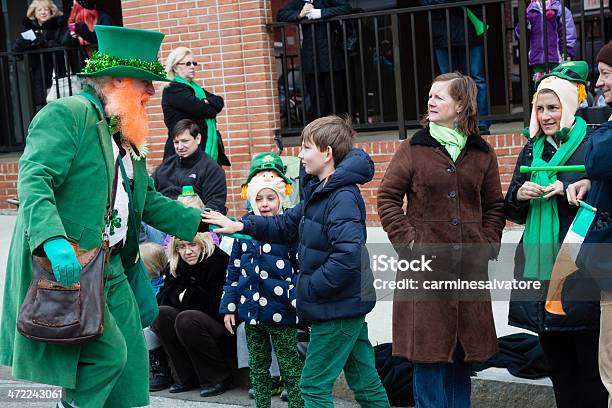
[505,61,607,407]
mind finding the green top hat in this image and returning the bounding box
[538,60,589,86]
[78,25,169,81]
[242,152,293,186]
[180,186,196,196]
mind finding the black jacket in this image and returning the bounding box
[418,0,484,48]
[13,17,68,105]
[161,81,229,166]
[153,147,227,214]
[505,133,600,333]
[277,0,351,74]
[61,10,114,46]
[157,247,229,323]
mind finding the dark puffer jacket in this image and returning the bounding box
[241,148,376,323]
[506,132,600,333]
[577,121,612,291]
[219,226,299,326]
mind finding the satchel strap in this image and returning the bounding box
[117,152,143,260]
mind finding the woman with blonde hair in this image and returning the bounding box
[152,232,233,396]
[162,46,229,166]
[13,0,66,110]
[378,72,505,407]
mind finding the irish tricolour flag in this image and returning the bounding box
[545,201,597,315]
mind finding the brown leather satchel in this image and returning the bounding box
[16,245,107,344]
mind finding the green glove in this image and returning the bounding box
[43,237,81,286]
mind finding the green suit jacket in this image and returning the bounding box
[0,91,201,388]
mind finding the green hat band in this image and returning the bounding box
[82,52,166,78]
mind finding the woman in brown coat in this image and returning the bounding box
[378,73,505,408]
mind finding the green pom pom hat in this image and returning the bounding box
[78,25,169,82]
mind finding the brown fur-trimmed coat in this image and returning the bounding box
[377,127,505,363]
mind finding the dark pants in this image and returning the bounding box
[539,330,608,408]
[412,344,471,408]
[152,306,231,386]
[304,71,347,122]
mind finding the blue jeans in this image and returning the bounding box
[412,346,471,408]
[435,45,490,129]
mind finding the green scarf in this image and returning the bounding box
[429,122,468,161]
[174,75,219,162]
[523,116,587,280]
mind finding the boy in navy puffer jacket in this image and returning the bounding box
[206,116,390,408]
[219,152,304,408]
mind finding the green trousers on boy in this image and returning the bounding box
[62,255,149,408]
[245,323,304,408]
[300,316,390,408]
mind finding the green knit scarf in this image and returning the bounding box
[523,116,587,280]
[429,122,468,161]
[174,75,219,162]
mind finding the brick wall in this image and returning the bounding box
[0,1,526,225]
[0,162,18,211]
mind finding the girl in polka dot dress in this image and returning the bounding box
[219,155,304,408]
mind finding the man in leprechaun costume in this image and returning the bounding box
[0,26,210,407]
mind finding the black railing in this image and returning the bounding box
[0,45,91,152]
[272,0,612,138]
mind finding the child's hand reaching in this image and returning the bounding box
[224,314,236,334]
[202,211,244,234]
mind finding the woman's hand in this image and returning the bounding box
[516,181,545,201]
[224,314,235,334]
[299,3,314,18]
[202,211,244,234]
[567,179,592,206]
[542,180,564,200]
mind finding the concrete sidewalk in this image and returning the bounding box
[0,214,554,407]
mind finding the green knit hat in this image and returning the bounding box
[242,152,292,187]
[538,60,589,86]
[78,25,169,81]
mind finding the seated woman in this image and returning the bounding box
[152,232,233,397]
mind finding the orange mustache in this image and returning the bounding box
[103,78,150,146]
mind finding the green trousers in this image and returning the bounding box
[245,323,304,408]
[62,255,149,408]
[299,316,390,408]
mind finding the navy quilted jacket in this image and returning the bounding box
[241,148,376,323]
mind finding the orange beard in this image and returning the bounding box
[102,78,151,147]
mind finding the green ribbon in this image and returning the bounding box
[174,75,219,162]
[523,116,587,280]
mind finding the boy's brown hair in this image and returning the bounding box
[301,115,355,165]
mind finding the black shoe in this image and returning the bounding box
[150,372,172,392]
[200,377,233,397]
[169,383,198,393]
[149,347,172,392]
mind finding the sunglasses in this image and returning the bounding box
[176,61,198,67]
